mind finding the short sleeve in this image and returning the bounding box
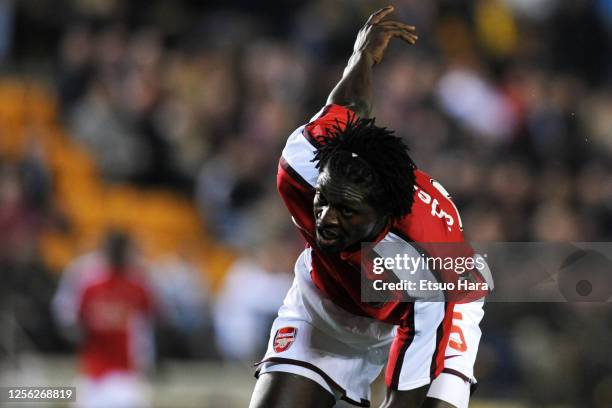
[305,104,358,144]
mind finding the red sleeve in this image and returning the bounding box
[277,158,316,238]
[277,104,357,239]
[305,104,357,143]
[276,104,355,233]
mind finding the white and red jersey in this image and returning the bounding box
[77,269,154,379]
[277,104,482,386]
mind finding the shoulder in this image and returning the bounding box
[394,169,464,242]
[279,104,356,190]
[304,104,358,145]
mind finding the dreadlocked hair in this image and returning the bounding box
[312,114,417,222]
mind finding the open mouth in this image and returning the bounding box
[316,227,342,246]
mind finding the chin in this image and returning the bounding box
[315,237,344,253]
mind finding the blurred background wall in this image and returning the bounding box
[1,0,612,407]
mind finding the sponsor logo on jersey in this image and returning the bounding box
[413,179,463,232]
[273,327,297,353]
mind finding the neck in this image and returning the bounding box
[344,218,389,253]
[367,217,389,242]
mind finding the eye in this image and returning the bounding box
[315,191,328,205]
[340,207,354,217]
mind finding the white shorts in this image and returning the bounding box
[77,372,150,408]
[428,300,485,408]
[255,248,483,407]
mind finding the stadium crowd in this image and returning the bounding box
[2,0,612,406]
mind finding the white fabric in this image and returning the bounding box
[52,252,107,329]
[281,125,318,186]
[77,372,150,408]
[280,105,329,187]
[257,249,393,404]
[259,363,341,399]
[426,301,485,407]
[427,372,471,408]
[397,300,446,390]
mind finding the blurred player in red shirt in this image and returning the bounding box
[54,231,155,408]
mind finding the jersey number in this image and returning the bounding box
[449,312,467,352]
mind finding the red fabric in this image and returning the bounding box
[304,104,357,143]
[433,302,456,378]
[78,271,153,378]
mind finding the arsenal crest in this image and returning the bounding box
[273,327,297,353]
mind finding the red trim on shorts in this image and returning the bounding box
[430,302,455,381]
[254,357,370,407]
[441,368,471,384]
[386,307,415,389]
[441,367,479,396]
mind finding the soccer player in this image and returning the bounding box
[53,231,155,408]
[249,6,484,408]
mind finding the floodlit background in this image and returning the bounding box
[1,0,612,407]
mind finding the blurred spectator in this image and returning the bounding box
[52,231,155,408]
[68,75,153,182]
[0,144,60,358]
[57,25,94,113]
[436,65,517,140]
[214,237,294,362]
[151,250,214,359]
[0,144,53,264]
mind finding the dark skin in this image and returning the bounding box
[314,166,387,254]
[250,6,458,408]
[250,373,336,408]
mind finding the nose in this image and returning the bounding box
[319,206,340,227]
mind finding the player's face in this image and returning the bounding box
[314,166,386,253]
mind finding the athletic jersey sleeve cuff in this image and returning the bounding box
[305,104,358,141]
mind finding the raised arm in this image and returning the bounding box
[326,5,418,118]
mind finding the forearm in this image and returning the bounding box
[326,51,375,118]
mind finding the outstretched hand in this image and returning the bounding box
[326,5,418,117]
[353,5,418,65]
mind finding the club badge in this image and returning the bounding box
[273,327,297,353]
